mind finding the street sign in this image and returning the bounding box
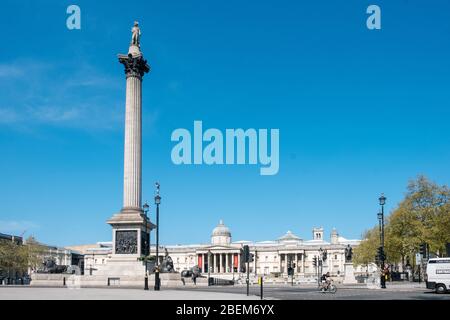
[415,253,422,263]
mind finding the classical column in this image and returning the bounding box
[302,252,305,274]
[237,253,240,273]
[119,46,150,213]
[279,253,282,274]
[253,251,257,275]
[108,24,151,258]
[202,254,206,273]
[225,253,229,273]
[213,253,216,274]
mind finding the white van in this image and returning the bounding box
[425,258,450,294]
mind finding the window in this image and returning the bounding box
[335,255,338,260]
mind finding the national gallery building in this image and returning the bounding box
[76,220,374,282]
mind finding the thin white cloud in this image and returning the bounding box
[29,105,81,123]
[0,65,25,78]
[0,220,40,235]
[0,59,124,130]
[0,108,20,124]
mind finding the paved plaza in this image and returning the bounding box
[0,286,258,300]
[1,283,449,300]
[176,283,450,300]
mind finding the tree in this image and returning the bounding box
[385,203,422,268]
[0,239,25,278]
[0,235,46,279]
[354,175,450,269]
[22,236,46,272]
[353,227,379,270]
[401,175,450,257]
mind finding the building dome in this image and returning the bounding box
[211,220,231,245]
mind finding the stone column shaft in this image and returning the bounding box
[225,253,229,273]
[123,75,142,210]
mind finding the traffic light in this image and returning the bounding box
[376,247,385,265]
[322,251,327,261]
[243,245,250,262]
[375,254,380,265]
[419,243,427,258]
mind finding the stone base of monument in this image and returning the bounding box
[93,256,146,277]
[342,262,358,284]
[30,273,69,287]
[31,272,187,288]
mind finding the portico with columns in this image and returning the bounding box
[198,220,242,275]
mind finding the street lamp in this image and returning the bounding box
[143,202,150,290]
[154,182,161,291]
[378,193,387,289]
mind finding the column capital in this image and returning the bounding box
[118,53,150,79]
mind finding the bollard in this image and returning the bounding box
[258,276,263,300]
[144,275,149,290]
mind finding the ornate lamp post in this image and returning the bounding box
[154,182,161,291]
[378,193,387,289]
[143,202,149,290]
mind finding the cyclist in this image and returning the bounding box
[320,272,331,290]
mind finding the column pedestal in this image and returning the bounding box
[343,262,358,284]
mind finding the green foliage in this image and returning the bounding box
[356,175,450,268]
[353,226,379,268]
[0,235,46,276]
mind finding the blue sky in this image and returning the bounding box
[0,0,449,247]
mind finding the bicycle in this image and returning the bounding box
[319,279,337,293]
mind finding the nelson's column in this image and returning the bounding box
[106,22,153,275]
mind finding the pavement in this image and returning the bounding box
[173,282,450,300]
[0,286,259,300]
[1,282,449,300]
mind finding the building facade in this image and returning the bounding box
[78,220,376,282]
[166,221,366,281]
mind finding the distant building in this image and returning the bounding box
[76,220,376,282]
[0,232,23,245]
